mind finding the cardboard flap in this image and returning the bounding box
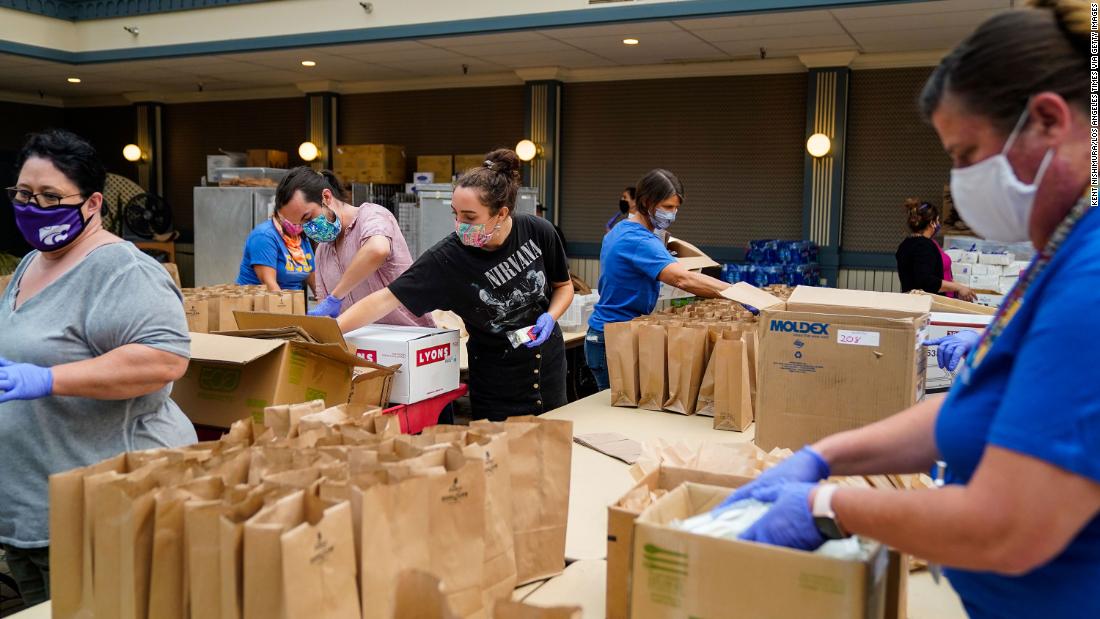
[188,332,284,364]
[667,237,720,270]
[292,340,395,371]
[233,311,349,349]
[788,287,931,317]
[719,282,785,311]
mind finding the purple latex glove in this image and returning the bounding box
[0,357,54,403]
[525,312,557,348]
[738,482,826,551]
[308,294,343,318]
[925,330,981,371]
[717,446,830,510]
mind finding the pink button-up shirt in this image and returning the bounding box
[314,203,436,327]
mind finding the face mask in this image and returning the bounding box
[949,107,1054,242]
[14,199,89,252]
[652,208,676,231]
[280,218,303,237]
[618,199,630,215]
[303,207,341,243]
[455,215,502,248]
[933,222,941,236]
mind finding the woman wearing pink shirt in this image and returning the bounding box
[274,167,434,326]
[895,198,977,301]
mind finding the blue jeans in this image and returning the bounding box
[584,327,609,391]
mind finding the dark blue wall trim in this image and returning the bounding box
[1,0,918,63]
[839,251,896,269]
[0,0,270,20]
[568,242,894,270]
[566,241,746,262]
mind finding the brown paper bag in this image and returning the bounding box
[714,334,754,431]
[184,297,209,333]
[291,290,306,315]
[49,454,128,619]
[636,323,668,411]
[695,328,730,416]
[392,570,461,619]
[743,329,758,420]
[462,433,517,608]
[263,399,326,439]
[280,497,361,619]
[605,321,640,407]
[664,325,708,415]
[493,600,583,619]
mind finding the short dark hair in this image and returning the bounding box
[275,166,346,212]
[16,129,106,198]
[633,170,683,229]
[919,1,1090,134]
[624,186,636,200]
[903,198,940,233]
[454,148,521,216]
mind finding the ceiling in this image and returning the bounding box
[0,0,1011,102]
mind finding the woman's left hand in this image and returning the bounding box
[0,357,53,403]
[525,313,557,348]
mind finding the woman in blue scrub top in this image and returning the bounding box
[725,3,1100,618]
[235,170,331,292]
[584,169,731,389]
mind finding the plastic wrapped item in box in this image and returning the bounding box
[213,167,289,187]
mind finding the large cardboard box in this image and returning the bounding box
[631,482,888,619]
[908,290,996,315]
[335,144,406,184]
[246,149,288,169]
[416,155,454,182]
[925,312,993,393]
[173,313,394,427]
[723,284,931,451]
[453,154,485,175]
[659,237,720,300]
[345,325,460,404]
[607,467,753,619]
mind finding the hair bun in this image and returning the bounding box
[484,148,521,182]
[1031,0,1091,48]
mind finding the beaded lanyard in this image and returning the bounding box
[962,192,1094,378]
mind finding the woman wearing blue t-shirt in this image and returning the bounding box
[725,3,1100,617]
[585,169,730,389]
[235,172,329,291]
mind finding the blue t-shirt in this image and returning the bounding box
[236,220,314,290]
[935,205,1100,619]
[589,221,675,331]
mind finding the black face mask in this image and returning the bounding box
[618,199,630,215]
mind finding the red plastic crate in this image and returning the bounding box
[382,384,468,434]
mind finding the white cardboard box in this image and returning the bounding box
[925,312,994,392]
[999,276,1020,294]
[413,171,435,185]
[344,325,460,404]
[952,263,974,278]
[979,252,1014,266]
[975,293,1005,307]
[958,251,979,264]
[970,274,1001,291]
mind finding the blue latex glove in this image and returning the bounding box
[526,313,557,348]
[717,446,830,509]
[308,294,343,318]
[0,358,54,403]
[925,330,981,371]
[738,482,825,551]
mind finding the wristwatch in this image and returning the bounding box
[812,484,849,540]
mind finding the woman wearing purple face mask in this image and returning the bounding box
[234,172,317,292]
[338,148,573,420]
[0,130,196,605]
[895,197,977,301]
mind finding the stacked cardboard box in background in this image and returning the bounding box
[417,155,454,182]
[246,149,289,169]
[945,235,1035,306]
[181,284,305,333]
[335,144,406,184]
[454,154,486,175]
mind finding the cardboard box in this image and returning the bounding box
[173,313,394,427]
[344,325,460,404]
[607,467,753,619]
[999,276,1019,294]
[970,274,1000,292]
[246,149,288,169]
[951,263,973,278]
[666,237,719,271]
[453,154,485,175]
[416,155,453,182]
[925,312,993,393]
[906,291,996,315]
[335,144,406,184]
[206,153,245,181]
[958,251,979,264]
[975,293,1005,308]
[978,252,1014,266]
[722,284,930,451]
[412,171,435,185]
[631,482,888,619]
[952,273,973,288]
[1006,261,1031,277]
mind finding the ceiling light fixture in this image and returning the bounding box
[67,77,81,84]
[622,38,640,45]
[806,133,832,158]
[301,60,317,67]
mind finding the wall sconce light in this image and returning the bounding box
[122,144,146,162]
[298,141,321,162]
[806,133,831,158]
[515,139,541,162]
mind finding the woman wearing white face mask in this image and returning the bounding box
[584,169,731,390]
[718,3,1100,618]
[337,149,573,420]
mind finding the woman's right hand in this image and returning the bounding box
[957,285,977,302]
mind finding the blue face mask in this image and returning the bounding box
[303,207,341,243]
[652,208,676,231]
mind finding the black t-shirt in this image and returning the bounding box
[390,213,571,347]
[895,236,945,294]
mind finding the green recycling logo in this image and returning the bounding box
[643,543,688,576]
[198,367,241,392]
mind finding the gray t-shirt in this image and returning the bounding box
[0,242,196,547]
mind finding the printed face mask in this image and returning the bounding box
[13,199,89,252]
[456,214,502,248]
[303,207,341,243]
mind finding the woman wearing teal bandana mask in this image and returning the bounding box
[338,149,574,420]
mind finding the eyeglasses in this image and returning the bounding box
[6,187,86,208]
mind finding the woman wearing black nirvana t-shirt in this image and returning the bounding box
[337,149,573,420]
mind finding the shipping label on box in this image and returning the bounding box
[345,325,460,404]
[925,313,993,393]
[631,483,888,619]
